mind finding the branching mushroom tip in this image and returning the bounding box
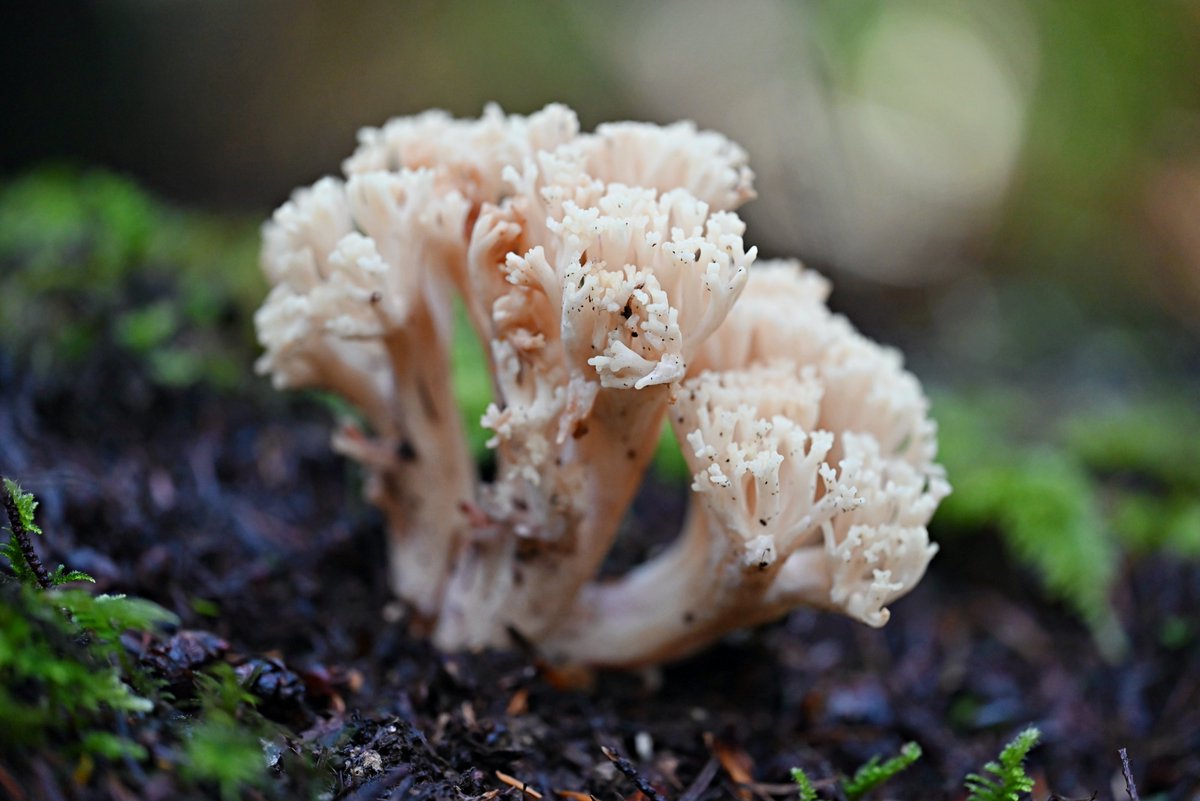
[255,104,948,667]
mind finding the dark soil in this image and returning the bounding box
[1,345,1198,801]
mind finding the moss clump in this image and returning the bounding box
[2,476,325,798]
[934,389,1200,657]
[964,727,1040,801]
[0,166,262,388]
[1,478,176,759]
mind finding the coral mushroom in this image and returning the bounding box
[255,104,946,667]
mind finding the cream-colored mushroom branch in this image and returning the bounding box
[255,105,946,667]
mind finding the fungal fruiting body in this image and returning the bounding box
[255,104,948,668]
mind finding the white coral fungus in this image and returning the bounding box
[255,105,947,667]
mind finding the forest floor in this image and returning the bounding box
[1,333,1198,801]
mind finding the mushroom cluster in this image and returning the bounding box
[255,104,948,667]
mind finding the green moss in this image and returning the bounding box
[0,584,165,758]
[115,300,181,353]
[842,741,922,800]
[0,166,156,288]
[1065,400,1200,494]
[1,478,175,757]
[182,713,270,801]
[934,394,1124,655]
[790,767,819,801]
[789,730,1036,801]
[964,727,1040,801]
[0,166,263,390]
[1,477,325,795]
[933,388,1200,655]
[178,664,279,800]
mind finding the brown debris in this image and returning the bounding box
[506,687,530,716]
[496,770,544,798]
[713,740,755,801]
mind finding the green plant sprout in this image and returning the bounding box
[789,742,920,801]
[964,727,1041,801]
[790,729,1039,801]
[791,767,819,801]
[2,478,94,589]
[842,742,922,800]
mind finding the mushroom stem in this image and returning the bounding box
[540,504,794,667]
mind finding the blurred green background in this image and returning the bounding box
[3,0,1199,651]
[7,1,1200,361]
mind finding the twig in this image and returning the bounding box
[2,478,50,590]
[601,746,667,801]
[678,756,720,801]
[496,770,544,798]
[1118,748,1140,801]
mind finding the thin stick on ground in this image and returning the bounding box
[601,746,667,801]
[678,756,720,801]
[1119,748,1140,801]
